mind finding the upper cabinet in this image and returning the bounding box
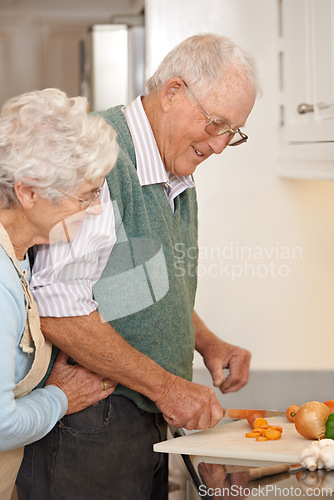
[278,0,334,179]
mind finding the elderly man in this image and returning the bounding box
[17,33,259,500]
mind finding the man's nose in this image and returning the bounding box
[85,198,103,216]
[207,134,230,154]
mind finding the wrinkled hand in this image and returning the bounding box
[45,350,116,415]
[202,339,251,394]
[155,374,224,430]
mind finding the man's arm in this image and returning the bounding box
[40,311,224,430]
[193,311,251,394]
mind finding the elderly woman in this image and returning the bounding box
[0,88,118,499]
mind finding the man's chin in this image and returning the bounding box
[174,163,199,177]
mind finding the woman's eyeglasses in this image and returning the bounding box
[50,179,104,210]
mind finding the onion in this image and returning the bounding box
[295,401,330,440]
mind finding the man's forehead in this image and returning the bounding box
[204,75,256,126]
[214,69,254,97]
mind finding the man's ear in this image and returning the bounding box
[160,77,185,111]
[14,181,38,209]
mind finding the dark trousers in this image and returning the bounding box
[16,395,168,500]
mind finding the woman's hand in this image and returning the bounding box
[45,350,116,415]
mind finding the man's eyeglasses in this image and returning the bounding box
[50,179,104,210]
[183,80,248,146]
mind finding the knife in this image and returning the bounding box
[220,408,285,420]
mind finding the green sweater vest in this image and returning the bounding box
[92,106,199,413]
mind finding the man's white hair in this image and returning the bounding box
[146,33,261,95]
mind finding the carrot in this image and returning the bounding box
[286,405,300,422]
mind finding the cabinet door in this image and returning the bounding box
[278,0,334,179]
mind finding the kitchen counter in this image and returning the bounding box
[163,421,334,499]
[187,457,334,499]
[163,370,334,498]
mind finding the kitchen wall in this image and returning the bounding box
[146,0,334,372]
[0,0,144,106]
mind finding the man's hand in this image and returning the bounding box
[155,373,224,430]
[202,339,251,394]
[193,311,251,394]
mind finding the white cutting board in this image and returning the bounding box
[154,417,310,466]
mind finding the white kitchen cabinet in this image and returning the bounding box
[278,0,334,179]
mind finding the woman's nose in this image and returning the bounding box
[85,198,103,216]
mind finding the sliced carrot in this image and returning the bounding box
[270,425,283,433]
[256,435,268,441]
[265,429,282,440]
[246,411,266,428]
[245,431,261,438]
[257,428,270,435]
[244,416,284,442]
[253,418,268,428]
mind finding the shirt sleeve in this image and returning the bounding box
[30,184,116,317]
[0,276,68,451]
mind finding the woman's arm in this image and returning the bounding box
[0,280,115,452]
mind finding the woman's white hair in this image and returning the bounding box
[146,33,261,95]
[0,88,118,208]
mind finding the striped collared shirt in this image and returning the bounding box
[31,96,195,317]
[30,181,116,317]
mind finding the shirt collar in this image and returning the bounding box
[122,96,195,190]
